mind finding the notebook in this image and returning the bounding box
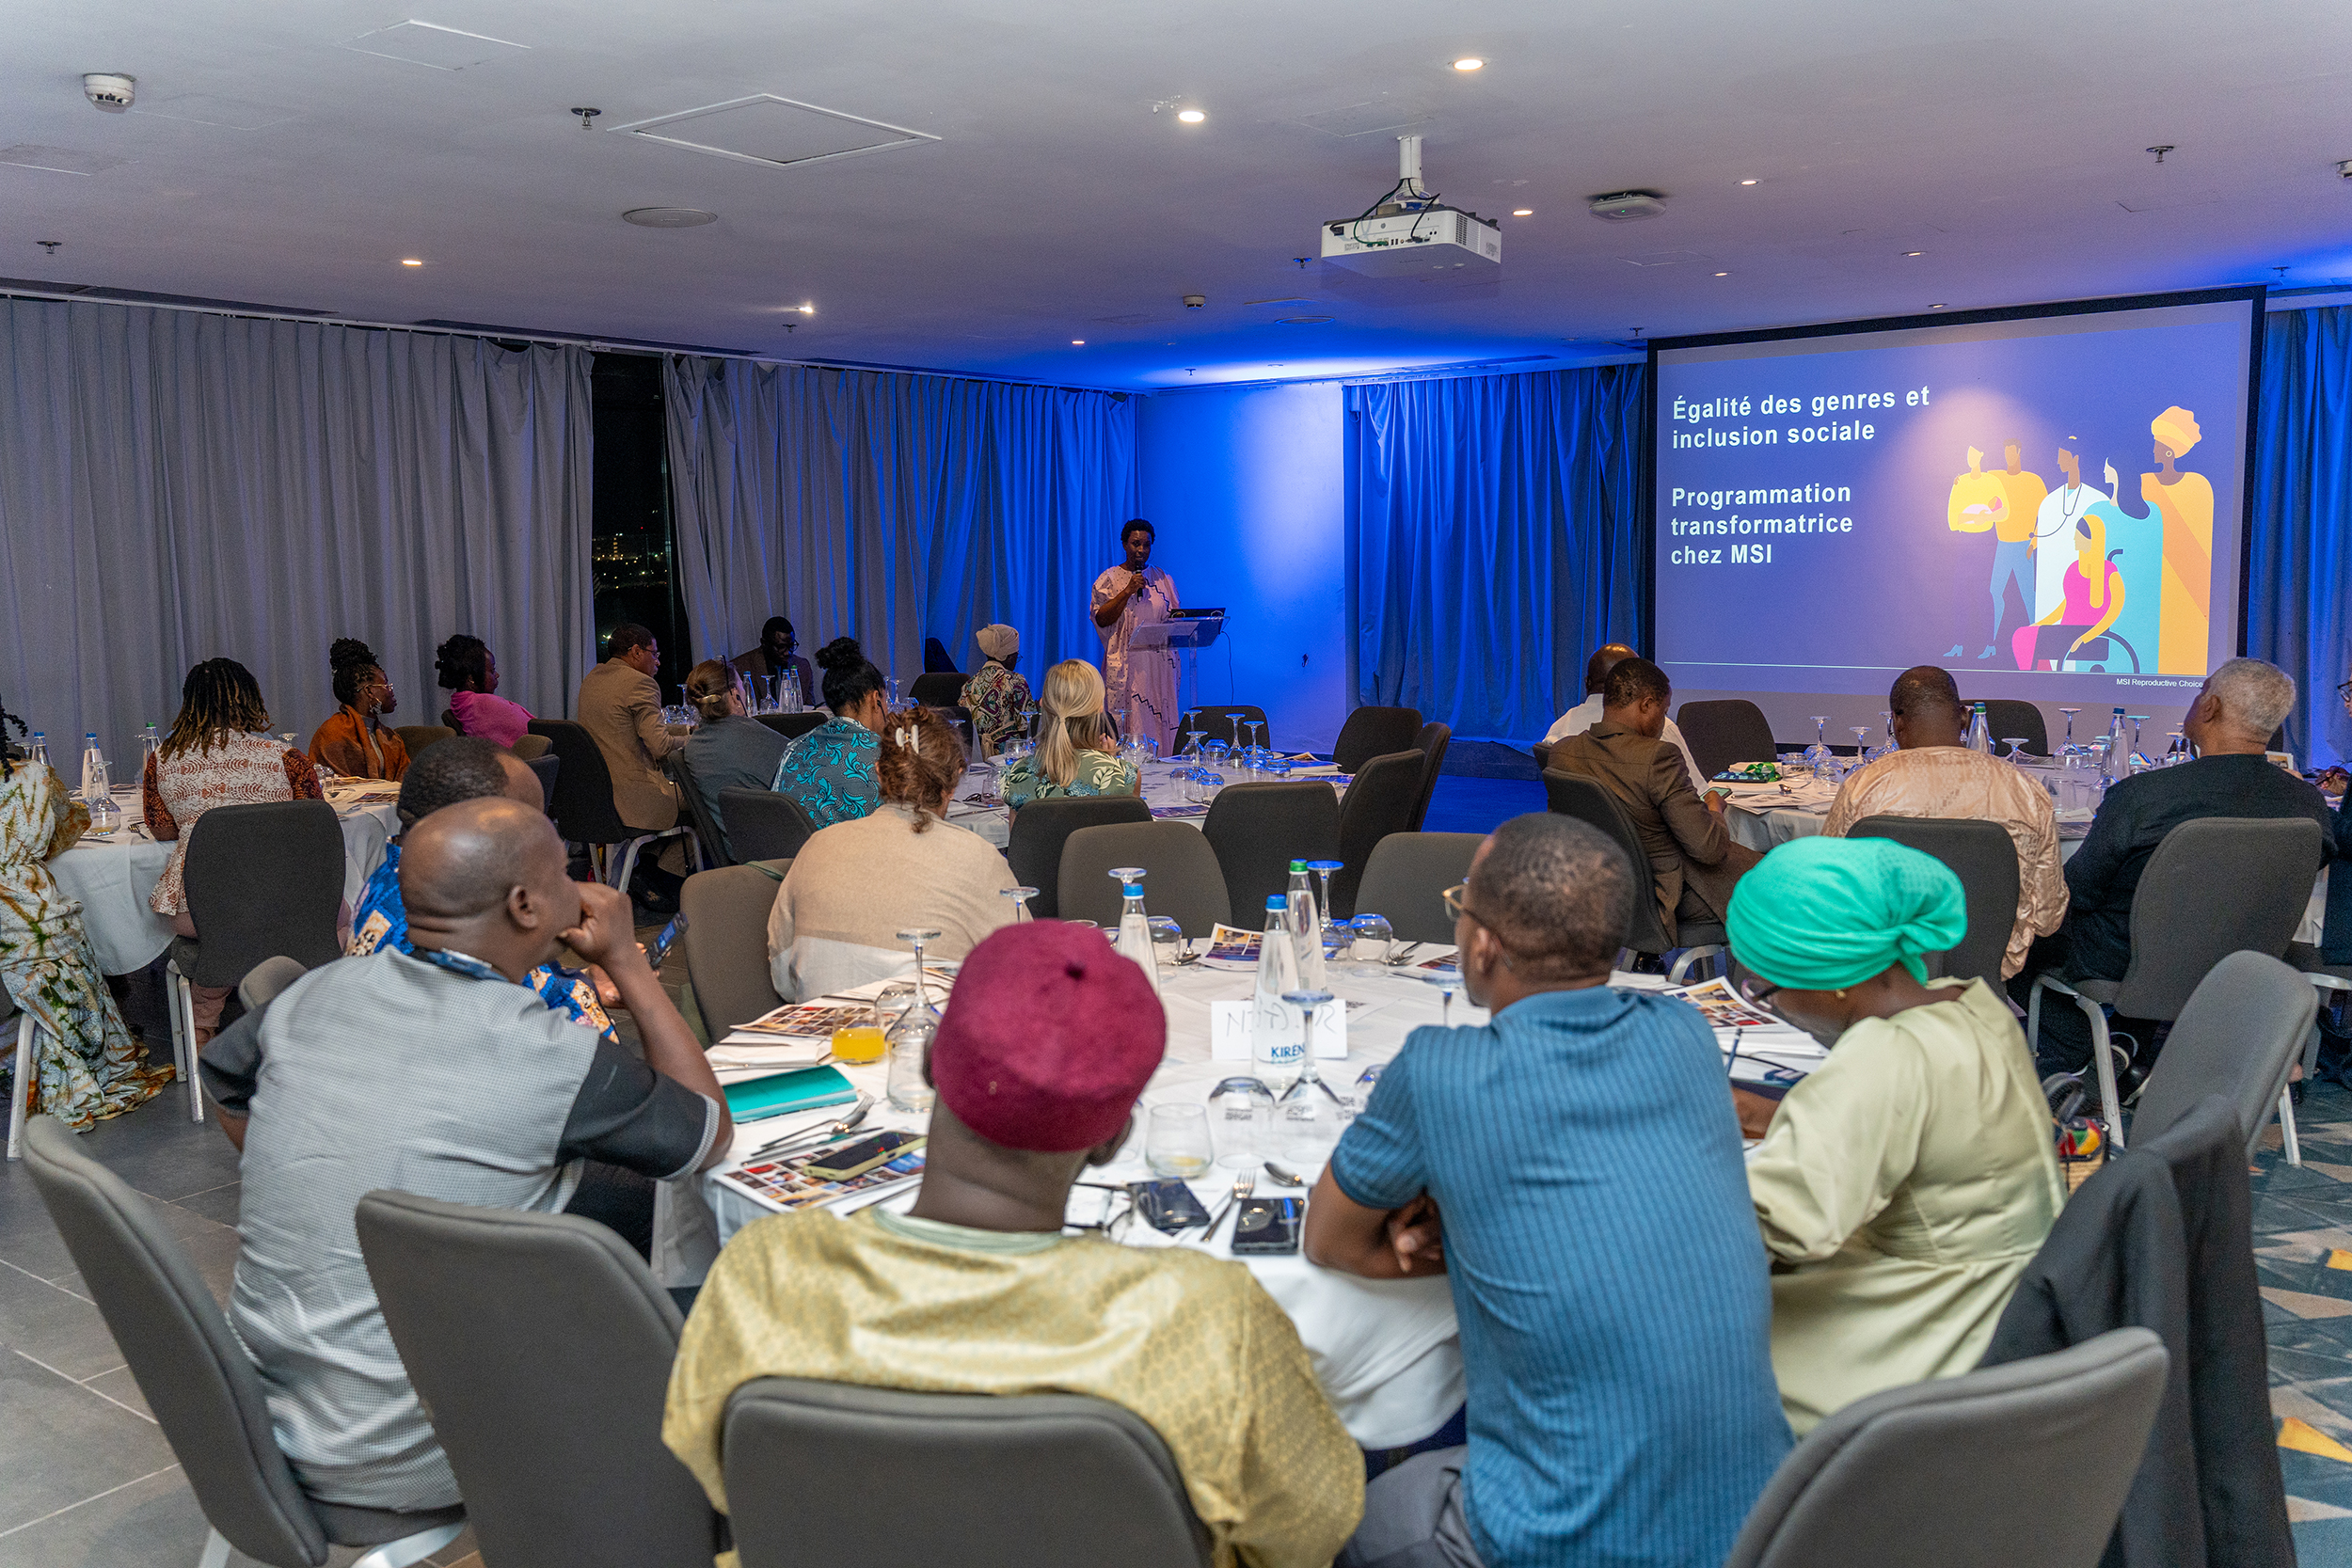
[722,1064,860,1122]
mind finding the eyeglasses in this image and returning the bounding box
[2338,678,2352,709]
[1440,882,1470,921]
[1731,964,1783,1013]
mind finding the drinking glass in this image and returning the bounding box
[1306,858,1344,931]
[1208,1076,1277,1167]
[1423,966,1463,1027]
[1149,915,1187,972]
[1146,1103,1214,1179]
[1347,913,1394,975]
[2058,707,2083,755]
[1849,727,1871,764]
[885,674,901,706]
[2166,731,2191,766]
[1874,710,1896,761]
[1001,885,1038,922]
[830,1019,888,1064]
[884,929,943,1112]
[1184,728,1207,760]
[2126,715,2149,767]
[1275,990,1348,1171]
[1245,721,1266,757]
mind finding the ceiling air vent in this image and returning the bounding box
[606,95,939,170]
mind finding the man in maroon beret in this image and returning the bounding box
[664,921,1364,1568]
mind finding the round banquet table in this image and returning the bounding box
[941,756,1346,850]
[49,783,405,975]
[678,940,1487,1449]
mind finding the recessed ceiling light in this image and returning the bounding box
[1903,250,1925,257]
[1453,57,1485,71]
[400,258,422,266]
[622,206,718,228]
[1512,208,1534,216]
[1931,303,1949,309]
[1072,339,1086,345]
[798,304,815,314]
[1176,108,1205,124]
[1713,271,1728,277]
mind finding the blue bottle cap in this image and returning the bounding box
[1266,895,1287,911]
[1122,883,1142,896]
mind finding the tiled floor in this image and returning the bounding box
[20,909,2352,1565]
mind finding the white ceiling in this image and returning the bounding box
[7,0,2351,390]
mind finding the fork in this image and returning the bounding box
[1196,1169,1255,1243]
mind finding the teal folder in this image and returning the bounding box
[722,1065,860,1122]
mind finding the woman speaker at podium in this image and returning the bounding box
[1091,516,1181,752]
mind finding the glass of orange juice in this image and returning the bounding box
[830,1023,888,1064]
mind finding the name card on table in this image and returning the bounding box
[1208,1000,1345,1061]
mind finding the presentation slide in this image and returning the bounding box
[1649,294,2257,715]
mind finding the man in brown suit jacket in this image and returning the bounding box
[1550,657,1760,943]
[575,623,680,834]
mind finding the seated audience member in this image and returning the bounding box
[144,658,326,1042]
[1550,656,1759,945]
[668,920,1362,1567]
[680,658,787,861]
[346,735,617,1034]
[435,633,533,748]
[1729,835,2064,1433]
[998,657,1138,809]
[0,691,171,1130]
[768,706,1015,999]
[1821,665,2064,978]
[731,614,818,706]
[2313,671,2350,966]
[1308,814,1789,1568]
[960,623,1032,755]
[771,636,888,828]
[1543,641,1703,791]
[2015,656,2338,1074]
[578,623,686,909]
[308,638,409,781]
[200,797,730,1511]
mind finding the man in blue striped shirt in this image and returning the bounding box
[1309,813,1789,1567]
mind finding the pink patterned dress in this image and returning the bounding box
[142,734,323,916]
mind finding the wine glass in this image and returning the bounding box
[1305,858,1345,931]
[1875,710,1895,760]
[1804,717,1832,772]
[2126,715,2148,763]
[1145,1103,1214,1179]
[1423,966,1463,1027]
[1184,728,1206,760]
[1274,990,1347,1171]
[885,674,901,706]
[1849,727,1871,765]
[885,928,943,1112]
[2166,731,2191,766]
[1001,885,1038,922]
[1245,721,1266,760]
[2058,707,2083,755]
[1347,913,1394,976]
[2001,736,2031,765]
[1208,1076,1277,1167]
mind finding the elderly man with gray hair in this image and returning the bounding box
[2012,656,2337,1077]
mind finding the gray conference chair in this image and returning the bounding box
[1006,794,1152,919]
[525,752,561,815]
[1724,1326,2169,1568]
[1056,822,1232,937]
[1543,768,1725,981]
[755,711,830,742]
[391,723,453,758]
[1331,750,1428,918]
[1184,705,1269,752]
[1968,699,2048,757]
[1353,832,1484,945]
[167,800,344,1124]
[2030,816,2324,1151]
[672,750,734,867]
[720,786,820,863]
[1676,699,1777,784]
[1530,739,1553,774]
[1331,705,1422,774]
[354,1191,723,1568]
[680,861,791,1038]
[2128,951,2319,1164]
[722,1378,1212,1568]
[1407,721,1451,832]
[3,993,30,1162]
[1845,816,2021,986]
[909,672,967,708]
[509,731,554,762]
[1200,781,1342,928]
[527,719,698,891]
[20,1116,467,1568]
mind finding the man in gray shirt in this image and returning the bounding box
[200,797,734,1511]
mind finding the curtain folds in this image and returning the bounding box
[2250,305,2352,768]
[664,358,1136,683]
[1347,364,1648,739]
[0,297,595,761]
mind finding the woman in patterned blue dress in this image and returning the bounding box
[771,638,888,828]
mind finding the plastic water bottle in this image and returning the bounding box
[1251,895,1304,1081]
[1286,860,1327,988]
[140,723,161,770]
[781,668,803,713]
[87,763,121,832]
[80,734,103,802]
[2101,707,2129,784]
[26,732,46,771]
[1965,703,1992,754]
[1114,881,1161,995]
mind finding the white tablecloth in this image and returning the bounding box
[685,942,1484,1448]
[49,784,403,974]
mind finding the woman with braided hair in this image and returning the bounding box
[0,693,173,1130]
[143,658,325,1041]
[308,637,410,781]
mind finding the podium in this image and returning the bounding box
[1133,613,1225,721]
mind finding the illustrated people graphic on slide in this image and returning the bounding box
[1944,444,2042,658]
[2011,513,2126,672]
[1944,446,2011,659]
[2107,405,2213,674]
[2031,446,2110,624]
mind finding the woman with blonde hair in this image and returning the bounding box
[767,706,1016,999]
[997,658,1137,810]
[679,658,787,862]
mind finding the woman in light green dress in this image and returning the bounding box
[1726,834,2064,1433]
[0,702,172,1131]
[998,658,1138,810]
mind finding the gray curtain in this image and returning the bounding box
[664,356,1136,684]
[0,297,595,762]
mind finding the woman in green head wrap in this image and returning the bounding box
[1727,835,2064,1433]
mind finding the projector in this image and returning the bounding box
[1319,135,1502,277]
[1589,190,1667,222]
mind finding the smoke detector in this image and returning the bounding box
[83,73,135,112]
[1588,190,1666,221]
